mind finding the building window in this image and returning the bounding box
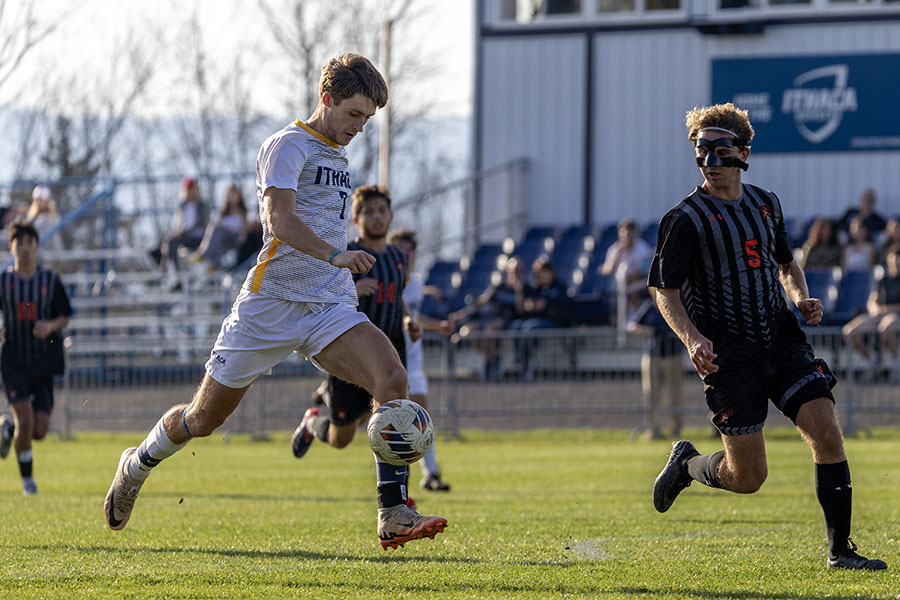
[645,0,681,8]
[597,0,635,12]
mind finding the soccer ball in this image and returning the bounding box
[367,399,434,466]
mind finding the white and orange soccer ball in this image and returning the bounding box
[367,399,434,466]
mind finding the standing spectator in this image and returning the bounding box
[0,223,73,495]
[838,188,886,240]
[159,178,209,275]
[800,218,842,270]
[600,219,652,277]
[842,217,876,273]
[25,186,61,251]
[627,288,684,440]
[841,245,900,370]
[189,184,249,270]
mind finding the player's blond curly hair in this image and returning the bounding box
[685,103,755,147]
[320,53,388,108]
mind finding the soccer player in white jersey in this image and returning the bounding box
[388,229,453,492]
[104,53,447,549]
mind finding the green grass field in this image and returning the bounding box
[1,428,898,599]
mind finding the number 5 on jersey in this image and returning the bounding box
[744,238,761,268]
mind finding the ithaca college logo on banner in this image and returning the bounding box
[711,53,900,153]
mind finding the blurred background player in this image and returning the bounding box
[0,222,72,495]
[626,287,684,440]
[388,228,452,492]
[104,54,446,549]
[291,187,431,496]
[649,103,885,570]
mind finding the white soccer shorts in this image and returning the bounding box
[205,288,369,388]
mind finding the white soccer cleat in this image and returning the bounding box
[22,478,38,496]
[104,447,144,530]
[377,503,447,550]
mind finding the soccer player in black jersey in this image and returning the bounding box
[291,185,421,503]
[0,223,72,495]
[649,103,886,571]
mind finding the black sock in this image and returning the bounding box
[377,482,407,509]
[815,461,852,556]
[686,451,725,488]
[310,415,331,442]
[17,451,33,478]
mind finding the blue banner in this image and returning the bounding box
[711,53,900,153]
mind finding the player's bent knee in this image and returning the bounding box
[375,364,408,400]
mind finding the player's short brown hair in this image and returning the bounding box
[351,184,392,218]
[320,53,388,108]
[388,228,418,251]
[685,103,755,147]
[9,221,39,244]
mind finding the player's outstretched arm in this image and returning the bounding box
[654,287,718,377]
[265,187,375,274]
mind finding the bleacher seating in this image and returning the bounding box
[422,221,877,328]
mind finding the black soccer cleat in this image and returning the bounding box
[420,473,451,492]
[827,539,888,570]
[653,440,698,513]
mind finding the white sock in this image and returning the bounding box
[127,417,187,481]
[422,445,438,477]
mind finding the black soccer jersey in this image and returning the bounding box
[0,266,73,376]
[648,184,795,349]
[349,240,408,342]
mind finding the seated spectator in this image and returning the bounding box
[188,184,249,269]
[600,219,652,278]
[879,217,900,264]
[450,256,527,332]
[509,257,573,381]
[838,188,886,241]
[627,287,684,440]
[26,186,62,250]
[235,216,264,267]
[842,245,900,369]
[450,256,528,380]
[800,218,842,270]
[159,178,209,275]
[842,217,877,273]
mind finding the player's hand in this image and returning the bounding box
[332,250,376,274]
[33,320,53,340]
[355,277,379,296]
[404,315,422,342]
[797,298,824,325]
[687,334,718,377]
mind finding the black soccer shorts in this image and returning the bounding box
[325,335,406,427]
[1,366,55,415]
[703,331,836,436]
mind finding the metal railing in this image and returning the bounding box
[53,325,900,437]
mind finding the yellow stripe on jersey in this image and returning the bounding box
[294,120,340,149]
[250,238,280,293]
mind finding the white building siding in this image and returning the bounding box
[480,35,586,227]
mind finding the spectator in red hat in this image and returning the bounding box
[158,178,209,276]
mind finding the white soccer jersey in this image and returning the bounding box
[402,272,425,376]
[243,120,358,304]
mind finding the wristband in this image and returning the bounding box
[327,250,342,265]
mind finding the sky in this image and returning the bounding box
[1,0,474,119]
